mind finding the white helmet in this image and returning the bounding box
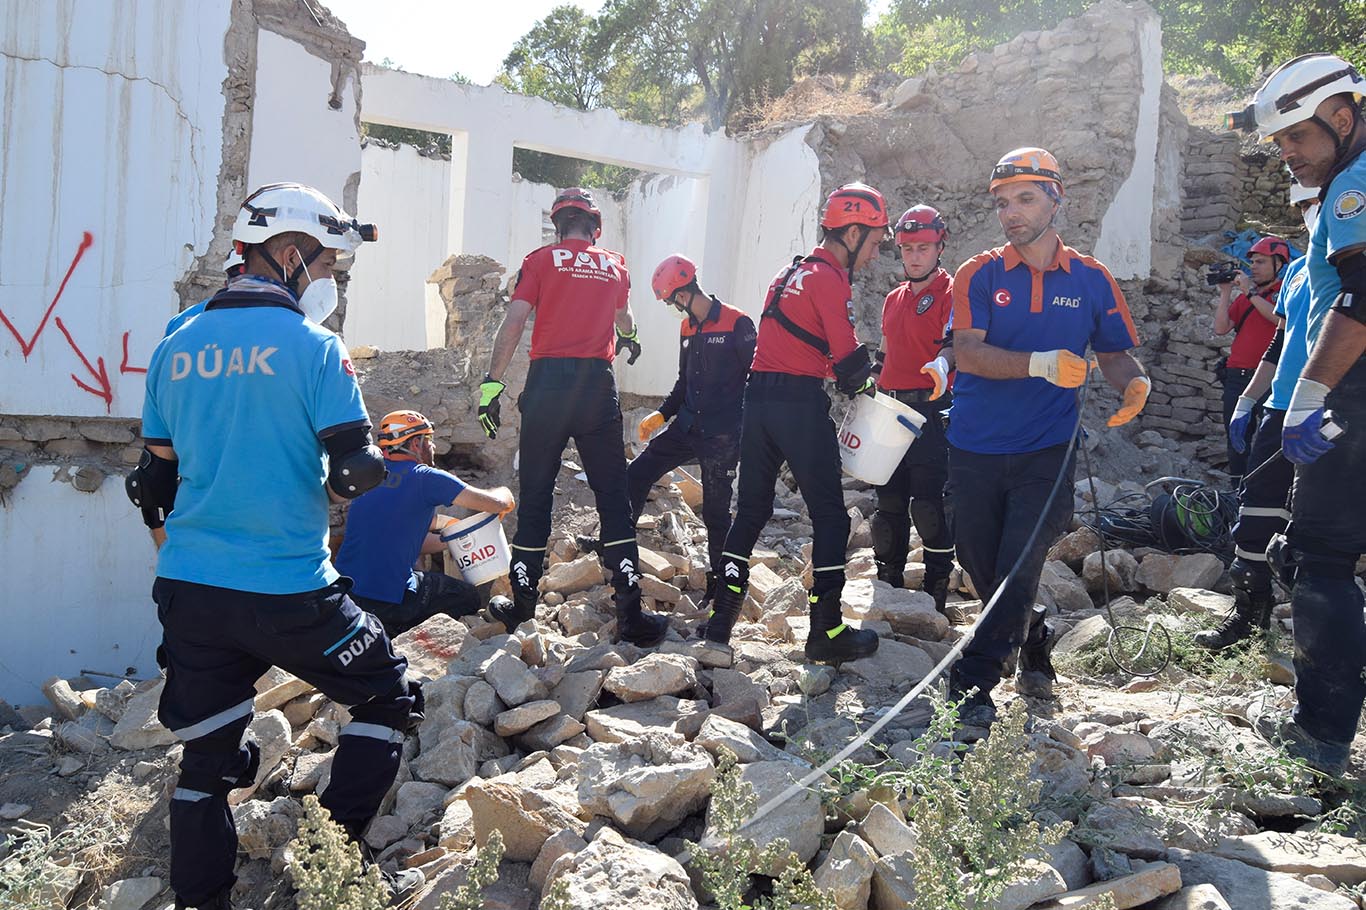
[1288,180,1320,205]
[1227,53,1365,141]
[223,249,245,275]
[230,182,376,260]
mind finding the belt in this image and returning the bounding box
[885,388,941,404]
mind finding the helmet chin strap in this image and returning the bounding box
[838,225,871,283]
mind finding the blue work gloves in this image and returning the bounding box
[1282,379,1334,464]
[1228,395,1256,455]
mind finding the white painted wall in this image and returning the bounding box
[1094,8,1162,279]
[0,468,160,705]
[0,0,231,418]
[348,142,451,350]
[246,29,361,211]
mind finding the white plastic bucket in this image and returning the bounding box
[838,392,927,485]
[440,512,511,586]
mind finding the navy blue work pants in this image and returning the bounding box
[154,577,417,906]
[352,569,481,639]
[627,421,739,572]
[946,443,1075,696]
[720,373,848,596]
[872,397,954,582]
[511,358,640,598]
[1287,357,1366,747]
[1228,408,1290,589]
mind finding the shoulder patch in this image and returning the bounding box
[1334,189,1366,220]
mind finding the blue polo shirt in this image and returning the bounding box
[1268,256,1312,410]
[141,280,370,594]
[165,301,207,337]
[1306,150,1366,346]
[948,240,1139,455]
[335,460,466,604]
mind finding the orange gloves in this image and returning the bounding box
[920,356,950,400]
[1107,377,1151,427]
[1027,349,1092,388]
[638,411,666,442]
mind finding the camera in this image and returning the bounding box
[1206,261,1241,286]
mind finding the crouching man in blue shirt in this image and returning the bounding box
[336,409,514,636]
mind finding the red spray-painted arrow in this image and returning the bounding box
[0,231,94,358]
[54,316,112,411]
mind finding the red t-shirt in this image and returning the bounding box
[512,239,629,361]
[1226,279,1280,369]
[878,268,954,391]
[750,246,860,378]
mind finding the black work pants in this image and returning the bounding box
[1228,408,1290,590]
[1287,357,1366,747]
[511,358,640,598]
[627,421,739,572]
[1222,367,1259,479]
[872,397,954,583]
[154,577,416,906]
[352,569,481,639]
[946,443,1075,697]
[719,373,848,596]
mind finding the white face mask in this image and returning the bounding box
[293,247,339,325]
[1303,203,1320,234]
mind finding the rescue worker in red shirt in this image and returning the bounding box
[948,149,1147,727]
[477,188,668,646]
[581,256,756,607]
[1213,235,1286,479]
[871,205,959,619]
[699,183,887,664]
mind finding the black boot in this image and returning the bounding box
[805,589,879,664]
[174,891,233,910]
[575,534,602,556]
[488,590,536,632]
[614,589,670,647]
[1193,588,1274,649]
[875,562,906,588]
[697,581,745,647]
[1016,616,1057,699]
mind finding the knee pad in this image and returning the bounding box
[177,731,259,796]
[910,498,950,548]
[871,511,910,558]
[348,676,422,736]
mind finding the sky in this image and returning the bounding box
[318,0,894,86]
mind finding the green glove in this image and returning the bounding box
[478,375,505,439]
[615,325,642,365]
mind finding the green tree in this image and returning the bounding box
[498,5,612,110]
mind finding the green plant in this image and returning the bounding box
[287,795,389,910]
[438,829,505,910]
[0,821,88,909]
[540,874,574,910]
[906,700,1069,910]
[684,747,836,910]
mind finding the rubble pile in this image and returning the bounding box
[5,456,1364,910]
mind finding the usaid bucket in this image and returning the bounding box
[440,512,511,586]
[838,392,926,485]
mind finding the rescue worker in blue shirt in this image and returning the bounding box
[335,410,515,637]
[1226,53,1366,775]
[947,148,1148,727]
[1196,182,1319,649]
[128,183,418,909]
[580,255,756,608]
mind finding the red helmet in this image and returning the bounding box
[820,183,890,230]
[894,205,947,244]
[990,147,1063,194]
[550,187,602,236]
[376,410,433,458]
[1248,236,1290,263]
[652,254,698,300]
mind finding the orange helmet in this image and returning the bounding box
[376,410,433,458]
[989,148,1063,194]
[894,205,947,244]
[1248,235,1291,263]
[820,183,890,231]
[550,187,602,237]
[652,254,698,300]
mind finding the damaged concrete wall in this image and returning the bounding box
[0,0,367,704]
